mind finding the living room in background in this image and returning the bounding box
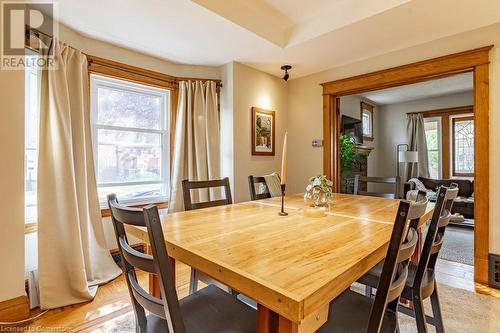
[90,74,170,206]
[321,46,491,283]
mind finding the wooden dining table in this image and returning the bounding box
[125,193,434,333]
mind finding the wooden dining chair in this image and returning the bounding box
[353,175,400,199]
[248,175,271,200]
[107,194,256,333]
[182,177,232,211]
[358,185,458,333]
[318,197,427,333]
[181,177,234,294]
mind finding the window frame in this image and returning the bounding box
[424,117,443,179]
[451,115,474,177]
[90,74,171,208]
[360,101,374,141]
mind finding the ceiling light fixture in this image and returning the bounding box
[281,65,292,81]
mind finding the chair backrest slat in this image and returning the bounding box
[367,195,427,333]
[353,175,400,199]
[108,194,186,333]
[248,175,271,201]
[128,271,167,318]
[182,177,232,211]
[119,237,156,273]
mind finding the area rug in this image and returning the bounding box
[109,283,500,333]
[438,226,474,265]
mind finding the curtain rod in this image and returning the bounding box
[88,58,223,88]
[26,27,222,88]
[406,105,473,116]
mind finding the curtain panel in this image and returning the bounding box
[406,113,430,180]
[169,81,221,212]
[38,40,120,309]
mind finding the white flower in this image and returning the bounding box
[313,178,321,186]
[306,184,313,191]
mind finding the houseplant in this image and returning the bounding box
[340,134,361,193]
[304,175,334,207]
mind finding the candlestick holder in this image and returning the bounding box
[279,184,288,216]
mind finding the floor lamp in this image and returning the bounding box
[396,144,418,198]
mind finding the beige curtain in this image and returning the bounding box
[169,81,221,212]
[406,113,430,180]
[38,41,121,309]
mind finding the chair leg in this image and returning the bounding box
[412,294,428,333]
[430,284,445,333]
[189,268,198,294]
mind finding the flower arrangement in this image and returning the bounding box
[304,175,334,207]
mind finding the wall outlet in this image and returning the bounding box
[312,139,323,148]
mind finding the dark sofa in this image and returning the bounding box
[404,177,474,219]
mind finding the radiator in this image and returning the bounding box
[489,253,500,289]
[27,269,40,309]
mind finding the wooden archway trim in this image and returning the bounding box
[321,45,493,284]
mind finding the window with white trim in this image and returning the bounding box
[90,75,170,206]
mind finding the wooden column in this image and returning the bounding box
[473,63,490,284]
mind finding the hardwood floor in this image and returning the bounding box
[5,259,499,332]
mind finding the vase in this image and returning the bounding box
[314,192,330,207]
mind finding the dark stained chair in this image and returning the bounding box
[358,185,458,333]
[181,177,234,294]
[182,177,232,211]
[353,175,400,199]
[107,194,256,333]
[248,175,271,201]
[318,197,428,333]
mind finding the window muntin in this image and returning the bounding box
[25,55,39,223]
[91,75,170,206]
[424,118,442,179]
[452,116,474,176]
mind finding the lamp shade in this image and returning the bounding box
[398,150,418,163]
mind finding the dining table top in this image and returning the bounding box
[125,193,434,330]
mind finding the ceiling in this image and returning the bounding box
[358,72,473,105]
[50,0,500,78]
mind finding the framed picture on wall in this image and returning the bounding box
[251,107,275,156]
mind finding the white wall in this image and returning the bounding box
[230,62,288,202]
[375,91,473,180]
[287,23,500,253]
[58,23,220,80]
[0,69,26,302]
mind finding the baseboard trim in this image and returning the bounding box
[0,295,29,322]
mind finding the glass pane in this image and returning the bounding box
[424,121,439,150]
[454,119,474,174]
[428,150,439,179]
[362,112,371,136]
[25,61,39,223]
[98,183,166,203]
[96,86,163,129]
[97,129,162,184]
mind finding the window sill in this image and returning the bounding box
[23,201,169,234]
[101,200,169,218]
